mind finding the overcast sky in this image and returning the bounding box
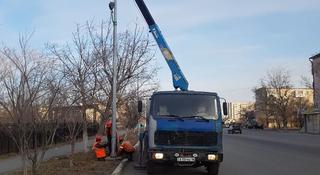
[1,0,320,102]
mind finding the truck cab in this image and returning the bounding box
[144,91,225,175]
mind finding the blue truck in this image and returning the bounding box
[134,1,227,174]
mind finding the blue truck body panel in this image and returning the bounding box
[156,118,217,132]
[134,0,224,170]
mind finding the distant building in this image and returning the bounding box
[50,105,100,123]
[226,102,253,122]
[255,87,314,108]
[255,87,314,128]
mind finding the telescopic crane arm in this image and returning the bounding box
[134,0,189,91]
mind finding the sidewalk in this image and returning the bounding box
[0,139,94,175]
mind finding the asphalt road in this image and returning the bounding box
[122,129,320,175]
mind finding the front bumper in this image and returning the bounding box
[148,149,223,167]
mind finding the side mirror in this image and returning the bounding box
[223,102,228,116]
[138,100,143,113]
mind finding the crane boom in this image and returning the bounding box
[135,0,189,91]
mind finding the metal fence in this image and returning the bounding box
[0,122,99,155]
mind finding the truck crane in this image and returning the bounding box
[134,0,227,174]
[135,0,188,91]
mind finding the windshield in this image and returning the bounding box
[152,94,219,120]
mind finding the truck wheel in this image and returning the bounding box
[207,163,219,175]
[147,161,156,174]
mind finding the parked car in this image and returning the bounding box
[228,124,242,134]
[255,124,264,129]
[246,123,264,130]
[223,123,230,128]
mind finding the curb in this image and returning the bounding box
[110,142,139,175]
[111,158,128,175]
[133,142,139,149]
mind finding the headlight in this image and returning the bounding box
[193,153,198,158]
[153,153,164,160]
[174,153,180,157]
[208,154,217,160]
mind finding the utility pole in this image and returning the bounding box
[109,0,118,158]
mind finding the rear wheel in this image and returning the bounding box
[207,163,220,175]
[147,161,159,174]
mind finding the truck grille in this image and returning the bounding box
[154,131,217,146]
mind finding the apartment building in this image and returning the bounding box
[310,53,320,108]
[226,102,253,122]
[303,53,320,134]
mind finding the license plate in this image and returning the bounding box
[177,157,195,162]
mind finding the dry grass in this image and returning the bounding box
[0,152,18,160]
[8,152,121,175]
[6,132,138,175]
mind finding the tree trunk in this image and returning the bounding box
[83,125,88,153]
[299,116,304,129]
[32,161,37,175]
[265,116,269,128]
[283,119,288,129]
[21,154,28,175]
[19,145,28,175]
[82,108,88,153]
[69,139,76,167]
[276,119,281,129]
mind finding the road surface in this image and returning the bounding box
[122,129,320,175]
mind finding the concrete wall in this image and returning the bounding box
[313,58,320,108]
[306,114,320,134]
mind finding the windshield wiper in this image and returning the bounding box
[182,115,210,122]
[158,114,184,121]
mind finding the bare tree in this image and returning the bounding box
[238,104,255,125]
[84,21,158,131]
[49,85,84,167]
[254,87,275,128]
[301,76,313,89]
[260,68,294,128]
[49,24,98,153]
[0,35,62,175]
[49,20,158,153]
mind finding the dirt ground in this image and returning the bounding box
[8,152,121,175]
[7,129,138,175]
[0,152,18,160]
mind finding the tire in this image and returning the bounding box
[127,152,133,161]
[207,163,220,175]
[147,161,157,174]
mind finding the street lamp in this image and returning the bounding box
[109,0,118,158]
